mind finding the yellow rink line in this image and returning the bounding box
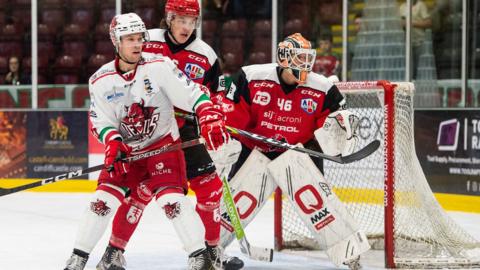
[1,179,479,213]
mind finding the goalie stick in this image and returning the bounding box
[174,112,380,164]
[221,175,274,262]
[227,126,380,164]
[0,138,204,197]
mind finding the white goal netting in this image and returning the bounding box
[277,81,480,268]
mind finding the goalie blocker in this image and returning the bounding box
[219,146,370,267]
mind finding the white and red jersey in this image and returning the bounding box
[225,63,345,153]
[88,55,211,152]
[143,29,222,93]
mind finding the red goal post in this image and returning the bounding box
[273,81,480,269]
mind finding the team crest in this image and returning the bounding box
[300,98,317,114]
[184,63,205,80]
[90,199,111,216]
[163,202,181,219]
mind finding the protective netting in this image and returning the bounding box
[278,82,480,268]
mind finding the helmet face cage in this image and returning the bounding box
[165,0,201,28]
[110,13,150,49]
[277,33,316,84]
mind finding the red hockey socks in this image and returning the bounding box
[189,172,223,246]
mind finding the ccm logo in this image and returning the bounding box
[188,54,207,64]
[144,43,164,50]
[253,81,275,88]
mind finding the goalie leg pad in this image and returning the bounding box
[267,148,370,265]
[156,190,206,254]
[219,149,276,248]
[74,186,124,253]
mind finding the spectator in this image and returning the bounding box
[313,35,341,78]
[399,0,432,78]
[3,56,29,85]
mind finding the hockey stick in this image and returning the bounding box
[0,138,204,197]
[226,126,380,164]
[174,112,380,164]
[221,175,274,262]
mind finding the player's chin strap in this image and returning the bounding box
[0,138,204,197]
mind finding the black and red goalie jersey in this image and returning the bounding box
[224,63,345,153]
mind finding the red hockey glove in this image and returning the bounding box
[196,104,230,150]
[104,139,132,178]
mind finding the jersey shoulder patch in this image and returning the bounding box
[242,63,279,83]
[147,28,166,42]
[303,72,334,94]
[89,61,116,85]
[187,38,218,65]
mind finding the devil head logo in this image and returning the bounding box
[90,199,111,216]
[121,99,157,137]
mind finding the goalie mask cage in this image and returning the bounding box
[273,81,480,269]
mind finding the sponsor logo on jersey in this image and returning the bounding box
[188,54,207,64]
[143,77,154,96]
[253,81,275,88]
[151,162,172,176]
[301,98,318,114]
[301,89,322,98]
[105,91,125,103]
[260,121,299,133]
[252,91,271,105]
[143,43,164,52]
[184,63,205,80]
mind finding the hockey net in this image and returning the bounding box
[274,81,480,268]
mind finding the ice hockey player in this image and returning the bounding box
[97,1,244,270]
[64,13,229,270]
[217,33,370,269]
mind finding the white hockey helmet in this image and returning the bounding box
[109,13,150,49]
[277,33,316,84]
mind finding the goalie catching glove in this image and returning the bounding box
[315,110,359,156]
[196,103,230,151]
[104,138,132,178]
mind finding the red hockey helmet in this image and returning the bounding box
[165,0,200,17]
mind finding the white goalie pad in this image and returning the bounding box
[219,149,277,248]
[315,110,359,156]
[267,147,370,266]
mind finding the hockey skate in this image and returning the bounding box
[206,244,244,270]
[64,251,88,270]
[188,248,214,270]
[96,245,126,270]
[344,256,362,270]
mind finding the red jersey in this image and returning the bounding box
[225,63,344,153]
[142,29,224,127]
[143,29,222,92]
